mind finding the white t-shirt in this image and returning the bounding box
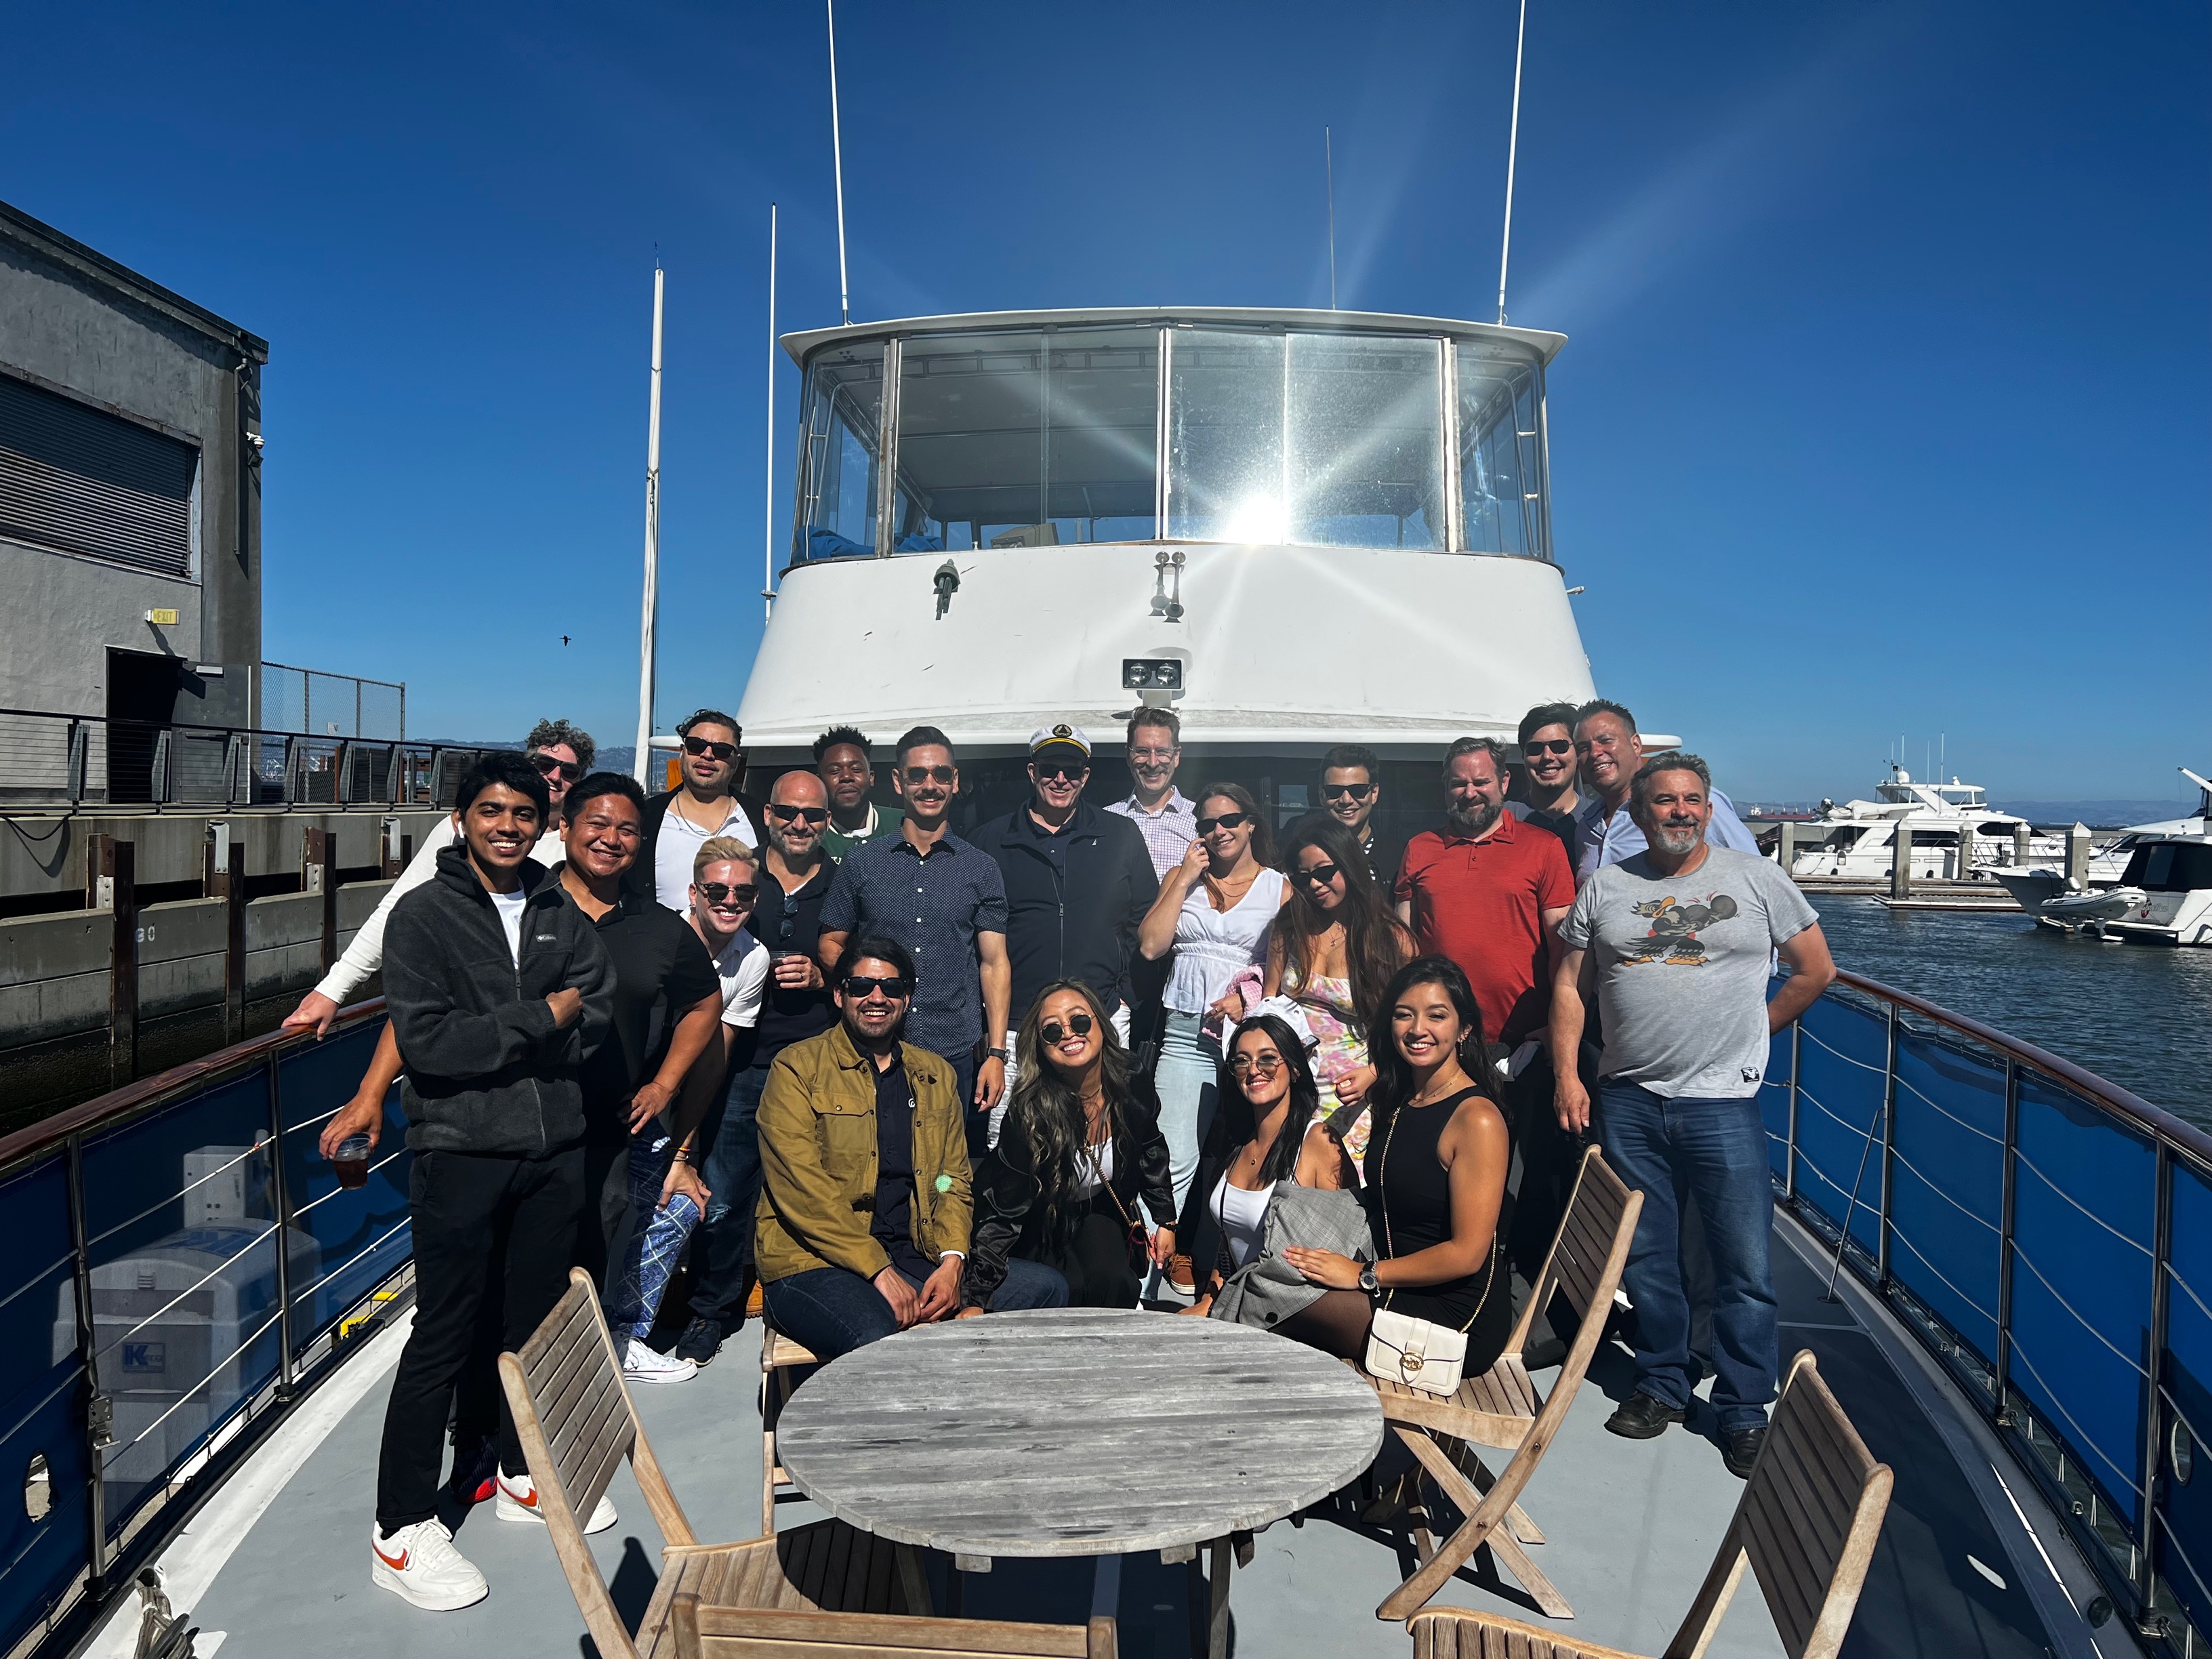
[488,888,529,964]
[1165,868,1287,1014]
[710,926,771,1029]
[655,798,758,913]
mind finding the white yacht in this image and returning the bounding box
[1781,762,2047,883]
[734,307,1594,833]
[1990,768,2212,943]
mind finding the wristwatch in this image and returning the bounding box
[1358,1262,1380,1296]
[987,1047,1010,1062]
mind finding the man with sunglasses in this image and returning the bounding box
[971,724,1158,1092]
[754,938,1067,1359]
[814,726,903,862]
[1570,699,1758,886]
[285,718,592,1039]
[1507,702,1584,868]
[676,769,840,1365]
[1288,743,1408,893]
[819,727,1012,1151]
[628,708,768,914]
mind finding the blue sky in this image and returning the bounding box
[6,2,2205,803]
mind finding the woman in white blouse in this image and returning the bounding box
[1137,782,1290,1289]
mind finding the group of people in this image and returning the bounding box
[308,696,1835,1615]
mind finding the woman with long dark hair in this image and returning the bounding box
[1278,957,1515,1370]
[1264,817,1414,1174]
[964,979,1176,1309]
[1175,1012,1357,1318]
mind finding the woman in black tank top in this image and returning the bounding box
[1280,956,1515,1374]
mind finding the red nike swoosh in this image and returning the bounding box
[375,1543,409,1570]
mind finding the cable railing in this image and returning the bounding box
[0,1002,410,1659]
[0,707,505,812]
[1763,967,2212,1653]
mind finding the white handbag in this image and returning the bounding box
[1365,1307,1468,1397]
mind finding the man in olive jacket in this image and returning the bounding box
[755,936,1066,1358]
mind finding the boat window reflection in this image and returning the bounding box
[894,329,1158,552]
[1288,335,1445,548]
[1166,330,1284,542]
[795,342,884,561]
[1458,344,1545,558]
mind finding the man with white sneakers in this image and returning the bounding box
[369,752,614,1611]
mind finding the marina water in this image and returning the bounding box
[1809,893,2212,1126]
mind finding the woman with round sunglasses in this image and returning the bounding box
[1264,817,1414,1176]
[965,981,1175,1310]
[1279,958,1515,1370]
[1136,783,1288,1285]
[1175,1012,1357,1319]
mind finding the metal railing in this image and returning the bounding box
[255,663,405,741]
[0,1002,411,1659]
[1765,968,2212,1652]
[0,708,505,811]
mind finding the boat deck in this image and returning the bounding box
[89,1219,2100,1659]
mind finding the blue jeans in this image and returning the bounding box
[1595,1081,1778,1430]
[761,1258,1068,1361]
[1152,1010,1218,1223]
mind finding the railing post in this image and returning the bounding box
[1877,1001,1898,1288]
[2139,1142,2173,1619]
[304,827,337,972]
[1785,1018,1802,1201]
[1996,1055,2020,1414]
[264,1053,298,1397]
[224,841,247,1044]
[91,837,138,1087]
[64,1133,112,1601]
[66,718,88,803]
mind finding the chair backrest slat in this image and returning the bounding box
[684,1602,1102,1656]
[1549,1155,1631,1323]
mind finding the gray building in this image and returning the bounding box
[1,197,265,747]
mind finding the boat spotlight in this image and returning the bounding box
[1122,658,1184,691]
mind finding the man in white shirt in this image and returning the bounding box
[283,720,593,1038]
[628,708,767,913]
[1104,707,1197,880]
[1571,701,1760,884]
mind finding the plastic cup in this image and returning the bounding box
[331,1133,372,1189]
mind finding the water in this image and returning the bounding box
[1809,895,2212,1129]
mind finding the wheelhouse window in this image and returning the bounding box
[794,342,883,561]
[893,329,1158,551]
[1456,343,1547,559]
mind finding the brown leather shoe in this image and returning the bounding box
[745,1278,764,1319]
[1167,1254,1195,1295]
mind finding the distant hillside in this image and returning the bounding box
[1996,800,2200,830]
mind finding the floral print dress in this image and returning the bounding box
[1286,970,1374,1176]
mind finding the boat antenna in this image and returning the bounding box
[1495,0,1528,325]
[633,260,665,786]
[826,0,851,326]
[762,203,778,623]
[1324,125,1338,309]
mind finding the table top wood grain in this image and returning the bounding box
[773,1307,1385,1559]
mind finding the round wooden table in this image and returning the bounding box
[774,1307,1384,1656]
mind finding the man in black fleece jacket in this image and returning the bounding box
[368,752,614,1613]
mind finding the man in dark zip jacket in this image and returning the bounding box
[367,752,615,1613]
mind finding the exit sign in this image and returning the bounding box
[145,609,179,626]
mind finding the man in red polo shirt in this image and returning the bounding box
[1395,736,1577,1279]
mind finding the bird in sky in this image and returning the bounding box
[561,634,571,646]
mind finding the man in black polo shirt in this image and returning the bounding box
[555,773,726,1284]
[676,767,840,1364]
[1287,743,1412,893]
[970,723,1158,1065]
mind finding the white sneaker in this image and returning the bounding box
[621,1338,697,1386]
[495,1470,616,1534]
[371,1518,488,1611]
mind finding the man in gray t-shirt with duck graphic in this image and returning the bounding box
[1549,752,1835,1481]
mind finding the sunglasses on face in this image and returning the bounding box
[768,803,830,825]
[698,882,758,905]
[683,737,739,761]
[1196,811,1251,836]
[530,754,582,783]
[1296,860,1342,888]
[1523,738,1574,757]
[1041,1012,1095,1045]
[1033,764,1088,783]
[902,765,956,786]
[1321,782,1374,801]
[1228,1050,1284,1076]
[841,975,913,999]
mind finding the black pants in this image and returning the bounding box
[375,1146,584,1532]
[1503,1049,1589,1284]
[1048,1199,1143,1309]
[573,1136,634,1287]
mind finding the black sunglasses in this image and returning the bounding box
[1523,738,1574,756]
[683,736,739,761]
[698,882,758,905]
[902,765,956,785]
[1040,1012,1094,1045]
[530,753,582,783]
[768,803,830,825]
[1195,811,1252,836]
[841,975,914,999]
[1295,860,1342,888]
[1033,763,1088,783]
[1321,782,1374,800]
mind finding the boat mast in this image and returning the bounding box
[1325,125,1338,309]
[632,263,665,787]
[1496,0,1528,325]
[762,203,777,623]
[827,0,851,326]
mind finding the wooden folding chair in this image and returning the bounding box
[500,1268,929,1659]
[760,1305,819,1533]
[672,1598,1118,1659]
[1363,1144,1643,1622]
[1406,1350,1892,1659]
